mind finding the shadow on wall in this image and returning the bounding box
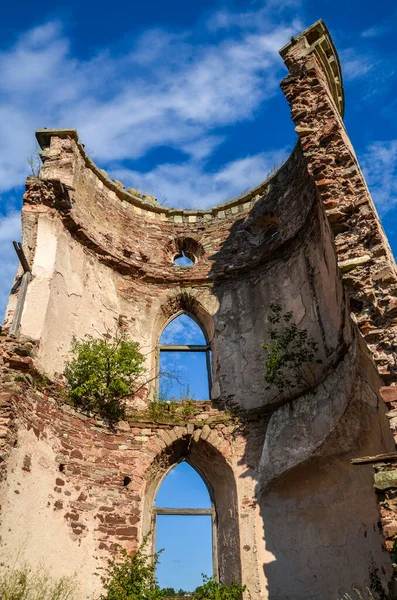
[187,144,394,598]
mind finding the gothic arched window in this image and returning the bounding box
[158,313,212,401]
[154,460,217,592]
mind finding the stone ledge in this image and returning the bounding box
[279,19,344,116]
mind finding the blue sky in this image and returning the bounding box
[1,0,397,589]
[155,462,213,591]
[160,315,210,400]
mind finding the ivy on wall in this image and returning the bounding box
[263,302,322,392]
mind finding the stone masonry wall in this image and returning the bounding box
[0,325,395,599]
[5,131,351,413]
[280,20,397,410]
[279,21,397,593]
[0,363,265,598]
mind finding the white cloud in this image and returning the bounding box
[0,5,300,318]
[206,5,302,33]
[361,25,389,39]
[161,314,206,345]
[110,148,288,209]
[0,9,300,193]
[0,210,21,241]
[360,140,397,216]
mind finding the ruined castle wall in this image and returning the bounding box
[1,134,395,596]
[0,329,393,600]
[2,19,397,600]
[280,21,397,396]
[7,133,349,411]
[0,383,264,599]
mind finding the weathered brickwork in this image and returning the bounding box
[0,354,265,597]
[0,329,394,599]
[1,18,397,600]
[279,21,397,594]
[280,20,397,394]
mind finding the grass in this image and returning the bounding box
[0,565,77,600]
[338,590,378,600]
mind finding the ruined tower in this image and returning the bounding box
[1,20,397,600]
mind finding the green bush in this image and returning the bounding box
[99,542,245,600]
[263,302,321,391]
[64,328,146,421]
[100,542,163,600]
[192,575,245,600]
[0,565,76,600]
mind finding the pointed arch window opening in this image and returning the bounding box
[152,459,219,584]
[158,312,212,401]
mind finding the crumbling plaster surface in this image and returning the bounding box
[259,333,387,485]
[0,358,393,600]
[259,461,388,600]
[0,425,102,599]
[255,333,394,598]
[21,212,124,377]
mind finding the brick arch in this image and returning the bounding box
[154,292,216,346]
[142,432,241,585]
[164,235,205,265]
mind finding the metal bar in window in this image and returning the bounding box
[212,508,219,582]
[13,241,30,273]
[158,344,209,352]
[154,507,214,516]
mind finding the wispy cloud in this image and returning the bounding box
[339,48,376,81]
[111,149,287,208]
[160,314,206,345]
[361,24,389,39]
[206,4,302,32]
[0,9,300,194]
[361,140,397,216]
[0,3,301,320]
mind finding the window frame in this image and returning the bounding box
[157,311,212,399]
[152,458,219,583]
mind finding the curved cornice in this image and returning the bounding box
[35,128,298,221]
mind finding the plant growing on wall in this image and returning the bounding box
[27,147,41,177]
[149,397,179,423]
[64,327,146,421]
[192,575,246,600]
[100,541,163,600]
[263,302,322,391]
[338,582,387,600]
